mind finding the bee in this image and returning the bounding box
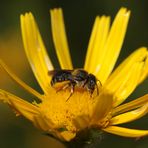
[48,69,101,101]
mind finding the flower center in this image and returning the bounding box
[39,87,99,132]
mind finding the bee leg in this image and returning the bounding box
[66,82,75,102]
[82,79,88,88]
[56,83,70,93]
[89,88,96,98]
[56,88,62,93]
[89,90,93,98]
[89,86,99,98]
[97,79,102,86]
[96,85,99,96]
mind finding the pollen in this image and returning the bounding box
[38,87,98,132]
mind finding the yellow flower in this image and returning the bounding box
[0,7,148,142]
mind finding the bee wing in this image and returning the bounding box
[48,69,73,76]
[48,70,58,76]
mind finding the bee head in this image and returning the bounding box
[86,74,97,90]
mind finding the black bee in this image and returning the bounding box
[48,69,101,101]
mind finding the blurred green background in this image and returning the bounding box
[0,0,148,148]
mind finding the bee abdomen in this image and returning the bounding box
[51,71,72,86]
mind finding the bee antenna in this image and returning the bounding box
[97,79,102,86]
[96,85,99,96]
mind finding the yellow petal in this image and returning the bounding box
[84,16,110,73]
[87,8,130,84]
[50,8,73,69]
[113,94,148,115]
[139,52,148,83]
[104,47,148,107]
[34,115,76,141]
[0,59,43,100]
[113,62,144,106]
[33,114,54,131]
[0,89,39,122]
[34,116,63,140]
[91,91,113,123]
[84,16,100,71]
[111,104,148,125]
[20,13,53,95]
[103,126,148,138]
[60,131,76,141]
[73,115,90,130]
